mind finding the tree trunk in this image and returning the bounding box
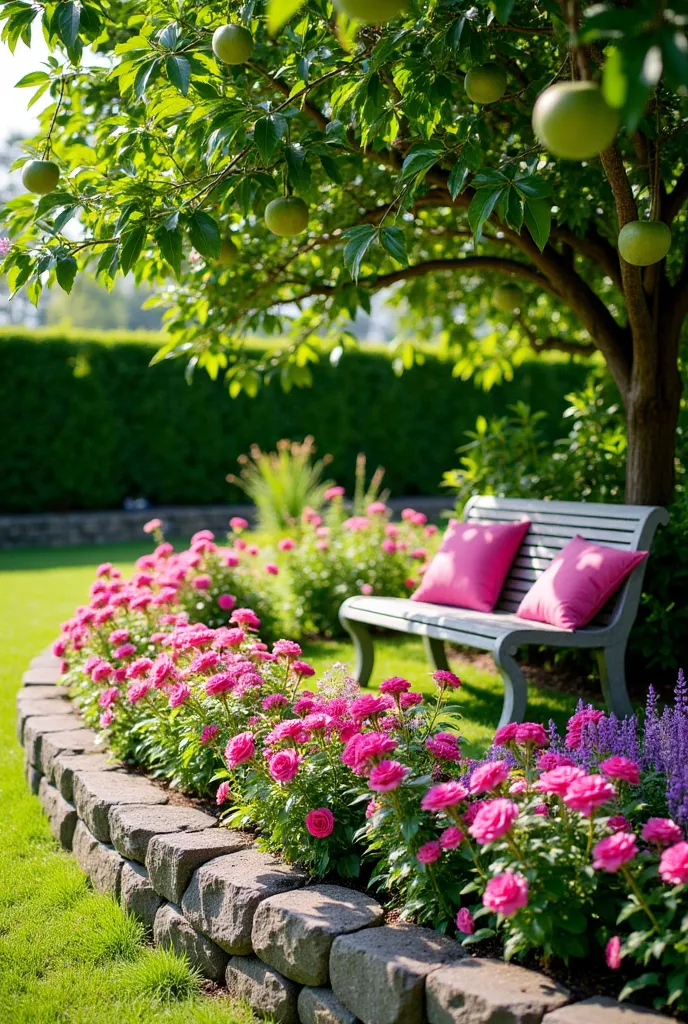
[624,346,682,507]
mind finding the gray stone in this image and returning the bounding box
[153,902,228,982]
[120,861,163,930]
[253,884,383,986]
[23,714,84,764]
[544,998,673,1024]
[41,728,100,779]
[71,819,124,897]
[427,959,570,1024]
[330,924,464,1024]
[182,848,308,955]
[17,699,73,742]
[24,743,43,792]
[109,803,217,863]
[38,778,78,850]
[298,986,358,1024]
[73,771,168,843]
[16,684,68,702]
[226,955,300,1024]
[22,666,62,685]
[147,828,252,904]
[29,652,63,671]
[53,752,121,802]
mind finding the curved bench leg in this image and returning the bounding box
[422,635,450,673]
[492,640,527,728]
[595,645,633,719]
[339,615,374,688]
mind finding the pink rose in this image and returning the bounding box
[292,660,315,677]
[534,765,584,797]
[563,774,616,817]
[469,760,510,795]
[230,516,249,531]
[341,731,397,774]
[514,722,549,748]
[537,752,576,772]
[143,518,162,534]
[425,732,461,762]
[421,781,469,813]
[52,638,67,657]
[440,826,464,850]
[192,574,212,591]
[379,676,411,695]
[99,709,114,727]
[361,583,373,596]
[265,562,279,575]
[127,679,152,704]
[493,723,519,746]
[216,781,230,805]
[456,908,475,934]
[278,537,296,551]
[268,749,301,783]
[324,486,345,500]
[231,608,260,629]
[306,808,335,838]
[607,815,631,832]
[642,818,683,847]
[416,841,442,864]
[367,501,387,515]
[468,798,519,845]
[225,731,255,769]
[659,841,688,885]
[262,694,289,712]
[400,692,424,709]
[599,755,640,785]
[98,687,119,709]
[369,759,407,792]
[433,670,462,689]
[168,682,191,708]
[606,936,621,970]
[483,872,529,917]
[592,832,638,873]
[350,694,394,720]
[381,539,397,554]
[200,724,219,745]
[272,639,302,659]
[509,779,527,795]
[218,593,236,611]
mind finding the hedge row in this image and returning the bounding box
[1,330,590,513]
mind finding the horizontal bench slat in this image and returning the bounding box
[468,517,637,545]
[467,496,657,519]
[466,507,640,531]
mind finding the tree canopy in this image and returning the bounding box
[1,0,687,501]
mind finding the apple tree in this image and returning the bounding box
[1,0,687,505]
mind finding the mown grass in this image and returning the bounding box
[0,536,583,1021]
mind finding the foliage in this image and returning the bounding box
[277,490,436,636]
[1,0,685,412]
[442,368,688,675]
[0,329,588,513]
[227,436,334,531]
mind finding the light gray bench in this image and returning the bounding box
[339,496,668,727]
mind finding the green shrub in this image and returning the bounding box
[0,329,589,513]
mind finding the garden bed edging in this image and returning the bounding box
[18,651,677,1024]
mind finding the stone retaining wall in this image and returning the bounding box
[19,653,674,1024]
[0,497,451,550]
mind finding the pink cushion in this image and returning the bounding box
[410,518,530,613]
[516,535,648,631]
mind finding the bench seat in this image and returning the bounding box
[338,496,668,727]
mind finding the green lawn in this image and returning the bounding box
[0,539,583,1022]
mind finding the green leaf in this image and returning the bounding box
[56,1,81,48]
[285,146,311,193]
[468,187,503,240]
[187,211,221,260]
[158,23,181,50]
[14,71,49,87]
[491,0,516,25]
[524,197,551,251]
[342,224,377,282]
[400,143,443,182]
[134,59,160,100]
[504,188,524,232]
[618,974,660,1003]
[55,255,77,294]
[165,55,190,96]
[254,114,287,165]
[448,161,469,200]
[156,225,183,279]
[119,224,147,276]
[379,226,408,267]
[513,174,552,200]
[267,0,305,35]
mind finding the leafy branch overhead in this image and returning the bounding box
[0,0,686,403]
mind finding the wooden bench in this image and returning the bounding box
[338,497,668,727]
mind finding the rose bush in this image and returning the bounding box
[53,555,688,1013]
[276,492,438,636]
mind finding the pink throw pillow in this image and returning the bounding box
[411,518,530,613]
[516,535,648,631]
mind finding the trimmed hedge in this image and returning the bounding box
[0,329,590,513]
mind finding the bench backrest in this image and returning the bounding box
[463,496,668,629]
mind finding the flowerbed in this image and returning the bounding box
[54,556,688,1016]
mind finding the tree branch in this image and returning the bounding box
[664,165,688,224]
[550,224,622,289]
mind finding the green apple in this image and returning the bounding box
[212,24,254,65]
[218,237,239,265]
[332,0,406,24]
[464,66,507,105]
[493,283,523,313]
[532,82,619,161]
[618,221,671,267]
[264,197,309,238]
[21,159,60,195]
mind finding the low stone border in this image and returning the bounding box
[19,652,675,1024]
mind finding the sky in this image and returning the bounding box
[0,32,51,145]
